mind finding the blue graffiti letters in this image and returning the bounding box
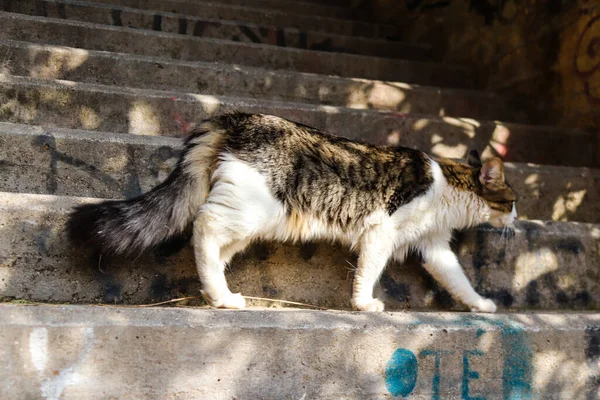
[385,348,418,397]
[462,350,485,400]
[420,349,453,399]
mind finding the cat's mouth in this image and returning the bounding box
[488,203,517,228]
[488,217,512,228]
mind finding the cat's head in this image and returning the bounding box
[467,150,517,228]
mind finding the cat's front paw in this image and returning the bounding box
[352,298,385,312]
[202,290,247,309]
[470,298,497,313]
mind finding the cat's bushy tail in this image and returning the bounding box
[67,123,224,255]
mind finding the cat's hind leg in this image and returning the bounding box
[420,237,496,313]
[351,223,396,312]
[192,156,282,308]
[193,212,250,309]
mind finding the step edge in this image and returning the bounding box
[2,303,600,330]
[0,74,592,135]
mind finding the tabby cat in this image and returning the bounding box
[67,112,517,312]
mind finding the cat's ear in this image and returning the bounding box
[480,157,505,187]
[467,149,482,168]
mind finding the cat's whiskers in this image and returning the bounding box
[344,259,358,281]
[500,223,516,250]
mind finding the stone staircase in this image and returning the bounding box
[0,0,599,398]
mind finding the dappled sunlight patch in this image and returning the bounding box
[28,46,89,79]
[78,106,100,130]
[456,117,481,129]
[0,49,12,76]
[55,79,78,88]
[430,133,443,144]
[412,118,429,131]
[316,105,340,114]
[430,132,468,158]
[552,189,587,221]
[346,89,368,109]
[365,84,407,110]
[385,129,402,146]
[189,94,221,115]
[512,248,558,291]
[521,174,541,214]
[440,117,477,137]
[476,329,496,352]
[294,83,308,97]
[533,350,564,394]
[431,142,468,158]
[426,122,473,158]
[0,98,38,123]
[556,274,579,291]
[128,101,161,136]
[386,82,413,90]
[317,85,330,98]
[524,173,539,185]
[39,86,72,107]
[263,75,273,89]
[488,124,511,157]
[533,349,592,399]
[102,153,129,173]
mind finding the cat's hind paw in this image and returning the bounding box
[220,292,247,309]
[470,298,497,313]
[352,298,385,312]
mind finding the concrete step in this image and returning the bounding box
[1,123,599,223]
[0,39,507,120]
[0,75,595,166]
[2,304,599,399]
[176,0,364,20]
[294,0,354,6]
[2,0,427,60]
[1,0,400,39]
[0,12,461,85]
[2,191,600,311]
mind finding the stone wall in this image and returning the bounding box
[367,0,600,135]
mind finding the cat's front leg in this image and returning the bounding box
[351,224,395,312]
[420,238,497,313]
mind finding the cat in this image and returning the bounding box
[67,112,517,312]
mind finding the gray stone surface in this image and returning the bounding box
[163,0,363,20]
[1,122,599,223]
[56,0,399,38]
[0,39,505,120]
[1,304,599,399]
[0,75,595,167]
[0,11,462,85]
[1,191,600,311]
[3,0,418,59]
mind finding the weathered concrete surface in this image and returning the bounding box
[1,122,599,223]
[1,305,600,399]
[163,0,363,20]
[2,191,600,311]
[3,0,416,60]
[54,0,400,38]
[0,39,508,120]
[0,123,181,198]
[0,12,460,85]
[0,75,596,167]
[296,0,352,6]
